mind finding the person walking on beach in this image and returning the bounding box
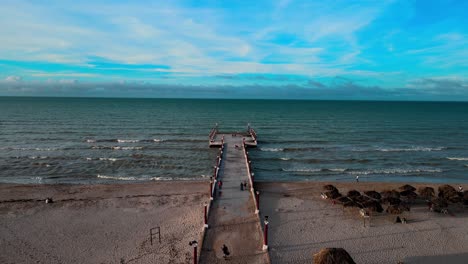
[356,175,359,182]
[222,244,230,259]
[459,185,463,192]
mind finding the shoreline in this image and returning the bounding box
[2,180,467,263]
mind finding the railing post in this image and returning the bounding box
[255,191,260,214]
[263,216,269,251]
[204,203,208,228]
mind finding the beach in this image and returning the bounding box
[0,181,207,264]
[257,181,468,264]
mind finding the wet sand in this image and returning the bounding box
[257,181,468,264]
[0,181,208,264]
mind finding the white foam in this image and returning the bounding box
[377,147,445,152]
[86,139,96,143]
[153,139,163,142]
[282,168,321,172]
[261,148,284,152]
[117,139,140,143]
[447,157,468,161]
[347,168,442,175]
[112,146,143,150]
[329,168,346,172]
[86,157,93,161]
[280,157,291,161]
[151,177,172,181]
[99,158,118,162]
[97,174,138,181]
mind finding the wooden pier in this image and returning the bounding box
[199,126,268,264]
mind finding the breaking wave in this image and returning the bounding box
[447,157,468,161]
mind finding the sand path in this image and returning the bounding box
[200,135,269,264]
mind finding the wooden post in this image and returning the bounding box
[263,216,269,251]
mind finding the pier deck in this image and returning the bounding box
[200,133,268,264]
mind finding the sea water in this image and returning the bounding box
[1,97,467,184]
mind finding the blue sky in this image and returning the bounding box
[0,0,467,100]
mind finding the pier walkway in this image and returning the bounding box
[200,131,269,264]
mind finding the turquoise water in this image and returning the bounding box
[1,97,468,184]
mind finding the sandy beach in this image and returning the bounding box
[0,181,208,264]
[257,181,468,264]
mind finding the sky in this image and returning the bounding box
[0,0,467,100]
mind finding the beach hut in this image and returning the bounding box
[418,187,435,199]
[400,190,418,199]
[362,200,384,213]
[325,190,342,199]
[323,184,338,192]
[382,197,401,205]
[336,196,351,204]
[364,190,381,200]
[399,184,416,192]
[313,248,356,264]
[385,204,409,214]
[381,190,400,200]
[438,185,457,198]
[347,190,360,198]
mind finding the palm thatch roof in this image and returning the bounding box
[438,185,459,202]
[362,200,384,213]
[382,197,401,205]
[351,195,371,204]
[418,187,435,199]
[347,190,360,198]
[364,190,381,200]
[431,197,448,208]
[323,184,338,191]
[325,190,342,199]
[313,248,356,264]
[400,190,418,199]
[380,190,400,199]
[399,184,416,192]
[336,197,351,204]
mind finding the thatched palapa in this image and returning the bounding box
[325,190,342,199]
[399,184,416,192]
[400,190,418,199]
[362,200,384,213]
[418,187,435,199]
[364,190,381,200]
[323,184,338,192]
[347,190,360,198]
[381,190,400,199]
[313,248,356,264]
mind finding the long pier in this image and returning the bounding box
[199,126,269,263]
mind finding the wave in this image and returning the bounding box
[117,139,140,143]
[282,167,441,175]
[447,157,468,161]
[99,158,118,162]
[1,147,60,151]
[280,157,291,161]
[86,138,163,143]
[97,174,138,181]
[346,168,442,175]
[377,147,445,152]
[97,174,172,181]
[91,146,143,150]
[260,148,284,152]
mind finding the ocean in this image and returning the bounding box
[1,97,468,184]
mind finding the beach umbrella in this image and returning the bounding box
[352,195,371,204]
[418,187,435,199]
[380,190,400,200]
[431,197,448,208]
[336,197,351,204]
[343,201,358,208]
[325,190,342,199]
[313,248,356,264]
[364,191,381,200]
[382,197,401,205]
[323,184,338,192]
[438,185,458,200]
[400,190,418,199]
[386,205,403,214]
[399,184,416,192]
[362,200,384,213]
[347,190,360,198]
